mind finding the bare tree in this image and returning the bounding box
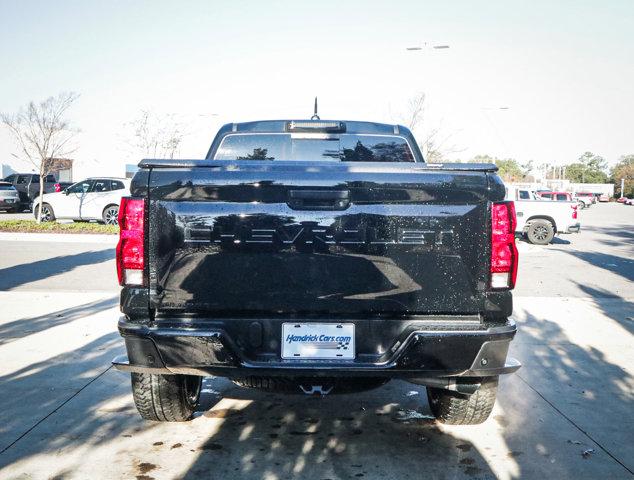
[129,110,186,160]
[398,92,463,163]
[1,92,79,222]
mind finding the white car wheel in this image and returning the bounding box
[103,205,119,225]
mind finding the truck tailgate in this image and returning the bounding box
[146,161,492,316]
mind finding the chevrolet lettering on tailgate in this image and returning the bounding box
[184,223,455,247]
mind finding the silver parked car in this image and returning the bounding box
[0,182,20,212]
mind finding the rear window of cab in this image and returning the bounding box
[214,134,415,162]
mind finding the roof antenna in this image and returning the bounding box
[311,97,320,120]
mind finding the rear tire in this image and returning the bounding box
[34,203,55,222]
[427,377,498,425]
[526,219,554,245]
[131,373,201,422]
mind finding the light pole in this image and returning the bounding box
[621,178,625,199]
[406,43,450,51]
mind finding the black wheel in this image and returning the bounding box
[35,203,56,222]
[427,377,498,425]
[578,202,585,210]
[102,204,119,225]
[526,219,554,245]
[130,373,201,422]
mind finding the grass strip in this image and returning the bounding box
[0,220,118,235]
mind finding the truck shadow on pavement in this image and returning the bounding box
[177,381,497,480]
[0,249,114,290]
[0,340,498,479]
[0,296,118,345]
[501,305,634,477]
[549,237,571,245]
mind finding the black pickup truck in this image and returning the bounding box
[113,119,520,425]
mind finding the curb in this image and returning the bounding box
[0,232,118,244]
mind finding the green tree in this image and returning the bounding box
[471,155,527,182]
[565,152,608,183]
[611,154,634,197]
[237,148,274,160]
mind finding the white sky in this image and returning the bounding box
[1,0,633,180]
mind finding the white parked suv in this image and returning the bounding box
[33,177,130,224]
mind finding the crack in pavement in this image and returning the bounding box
[0,366,113,455]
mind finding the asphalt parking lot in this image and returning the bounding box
[0,203,632,479]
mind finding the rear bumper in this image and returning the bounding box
[113,316,520,380]
[0,198,19,208]
[567,223,581,233]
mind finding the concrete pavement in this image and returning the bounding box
[0,239,116,292]
[0,203,632,479]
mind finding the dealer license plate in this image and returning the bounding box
[282,323,355,360]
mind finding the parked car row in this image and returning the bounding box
[1,173,130,224]
[2,173,72,210]
[535,190,597,209]
[617,197,634,205]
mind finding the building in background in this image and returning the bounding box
[1,158,73,181]
[1,163,18,179]
[45,158,73,182]
[509,180,614,196]
[125,163,139,179]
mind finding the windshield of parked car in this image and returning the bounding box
[66,180,92,194]
[214,134,415,162]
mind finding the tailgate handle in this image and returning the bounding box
[288,190,350,210]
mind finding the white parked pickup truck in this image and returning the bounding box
[506,186,580,244]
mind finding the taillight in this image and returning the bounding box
[116,197,145,286]
[571,204,578,220]
[491,201,518,289]
[54,183,61,192]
